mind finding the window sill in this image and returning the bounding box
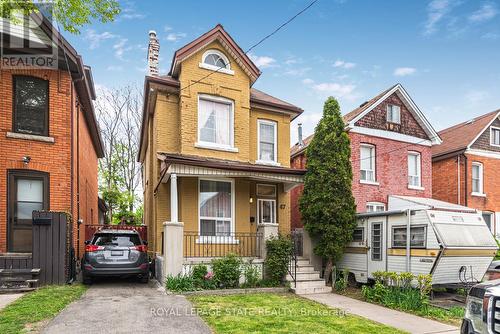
[471,192,486,198]
[408,185,425,191]
[195,236,240,244]
[6,132,54,143]
[195,142,239,153]
[255,160,281,167]
[198,63,234,75]
[360,180,379,186]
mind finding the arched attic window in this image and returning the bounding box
[199,49,234,75]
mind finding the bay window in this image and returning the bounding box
[197,95,234,150]
[360,144,376,182]
[257,119,278,164]
[199,179,233,237]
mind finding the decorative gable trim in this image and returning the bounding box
[350,126,433,146]
[467,111,500,149]
[346,84,442,145]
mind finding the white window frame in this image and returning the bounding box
[197,178,237,244]
[366,202,385,213]
[387,104,401,124]
[491,126,500,147]
[195,94,238,152]
[360,144,377,184]
[256,119,280,166]
[471,162,485,196]
[408,151,423,190]
[391,225,427,249]
[199,49,234,75]
[257,199,276,225]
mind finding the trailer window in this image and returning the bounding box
[371,223,382,261]
[352,228,364,242]
[392,226,426,248]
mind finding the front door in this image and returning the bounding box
[8,171,49,252]
[367,220,385,277]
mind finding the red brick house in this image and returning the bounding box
[0,14,104,256]
[290,84,441,229]
[432,110,500,235]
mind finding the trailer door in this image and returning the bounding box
[368,220,386,276]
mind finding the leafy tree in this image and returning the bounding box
[299,97,357,283]
[0,0,120,34]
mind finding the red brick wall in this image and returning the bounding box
[290,132,433,229]
[0,69,98,255]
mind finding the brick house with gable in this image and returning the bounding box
[290,84,441,229]
[432,110,500,235]
[0,13,104,256]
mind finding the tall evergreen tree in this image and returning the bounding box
[299,97,357,282]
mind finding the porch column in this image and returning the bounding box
[170,173,178,223]
[257,223,279,259]
[163,221,184,278]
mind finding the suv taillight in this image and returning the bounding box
[130,245,147,252]
[85,245,104,252]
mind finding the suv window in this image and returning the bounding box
[92,233,141,247]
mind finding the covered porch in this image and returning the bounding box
[154,154,305,279]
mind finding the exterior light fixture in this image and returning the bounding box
[22,156,31,165]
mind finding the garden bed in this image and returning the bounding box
[178,287,288,295]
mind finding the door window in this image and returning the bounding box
[371,222,382,261]
[258,199,276,224]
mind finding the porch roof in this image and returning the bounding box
[157,153,305,191]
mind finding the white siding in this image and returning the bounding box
[387,256,434,275]
[338,253,367,271]
[432,256,492,285]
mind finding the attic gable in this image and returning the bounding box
[470,113,500,153]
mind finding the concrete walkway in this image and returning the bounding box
[42,278,211,334]
[0,293,24,310]
[303,293,460,334]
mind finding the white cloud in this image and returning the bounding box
[333,59,356,69]
[465,90,489,103]
[482,32,500,39]
[164,25,173,32]
[249,54,276,69]
[85,29,116,49]
[106,65,123,71]
[424,0,456,35]
[284,67,311,77]
[393,67,417,76]
[302,78,314,85]
[469,3,498,23]
[166,32,187,42]
[113,38,132,60]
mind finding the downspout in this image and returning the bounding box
[70,82,74,235]
[406,209,411,272]
[457,155,460,205]
[76,101,81,258]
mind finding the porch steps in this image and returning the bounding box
[0,268,40,293]
[287,257,330,295]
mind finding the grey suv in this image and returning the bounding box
[82,229,149,284]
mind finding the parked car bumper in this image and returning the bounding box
[83,264,149,277]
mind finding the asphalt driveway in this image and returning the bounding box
[41,278,211,334]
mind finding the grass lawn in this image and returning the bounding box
[0,284,87,334]
[188,293,406,334]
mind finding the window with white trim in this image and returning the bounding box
[472,162,484,195]
[360,144,376,182]
[198,96,233,149]
[202,50,230,70]
[392,226,426,248]
[491,127,500,147]
[366,202,385,212]
[199,179,233,236]
[408,152,421,188]
[258,199,276,224]
[387,104,401,124]
[258,120,277,163]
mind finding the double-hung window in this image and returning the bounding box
[197,95,234,150]
[360,144,376,182]
[13,76,49,136]
[387,104,401,124]
[408,152,422,188]
[366,202,385,212]
[199,179,233,237]
[472,162,484,195]
[392,226,426,248]
[257,120,278,164]
[491,127,500,147]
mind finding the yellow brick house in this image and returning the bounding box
[138,25,305,279]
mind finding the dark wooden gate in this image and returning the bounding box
[32,211,75,285]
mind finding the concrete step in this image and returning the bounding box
[295,258,310,266]
[286,271,321,281]
[295,265,316,273]
[294,279,327,290]
[291,286,331,295]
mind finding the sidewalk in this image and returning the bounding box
[0,293,24,311]
[303,293,460,334]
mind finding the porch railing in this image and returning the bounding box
[183,231,263,258]
[288,230,303,288]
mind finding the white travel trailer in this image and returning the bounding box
[338,195,498,286]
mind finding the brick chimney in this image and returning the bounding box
[298,123,304,147]
[147,30,159,76]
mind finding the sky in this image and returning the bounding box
[65,0,500,145]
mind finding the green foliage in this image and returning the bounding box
[211,253,242,289]
[334,268,350,292]
[299,97,357,265]
[0,0,120,34]
[242,261,261,288]
[264,235,293,285]
[166,274,196,292]
[191,264,217,290]
[495,238,500,260]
